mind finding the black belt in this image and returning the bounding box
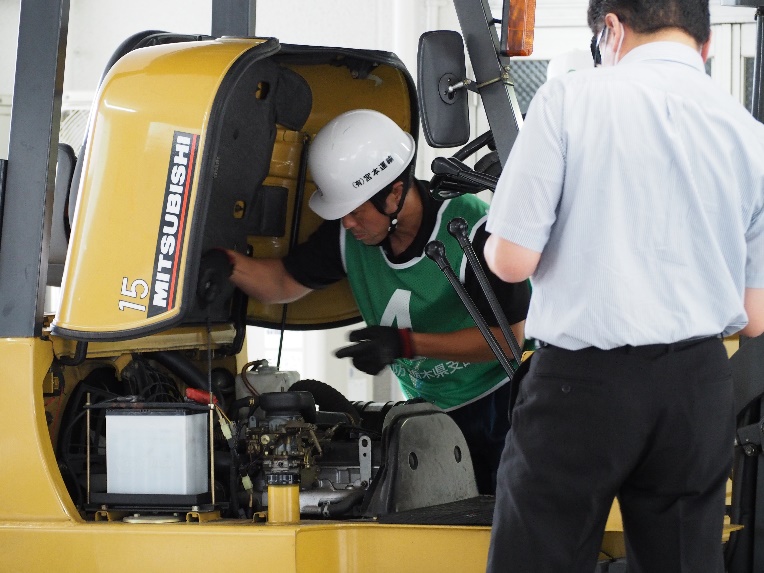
[538,335,722,356]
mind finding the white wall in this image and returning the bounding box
[0,0,756,209]
[1,0,758,155]
[64,0,211,91]
[0,94,11,159]
[0,0,19,158]
[0,0,212,158]
[0,1,19,98]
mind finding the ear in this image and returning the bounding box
[385,181,405,211]
[700,31,712,63]
[603,13,624,52]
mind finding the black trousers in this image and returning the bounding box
[486,337,733,573]
[449,381,513,495]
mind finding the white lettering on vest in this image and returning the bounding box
[380,289,412,329]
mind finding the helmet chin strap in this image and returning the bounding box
[375,185,409,240]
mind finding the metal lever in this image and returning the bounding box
[429,174,487,201]
[447,217,523,364]
[425,240,516,381]
[431,157,499,192]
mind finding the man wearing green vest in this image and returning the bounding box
[226,109,530,494]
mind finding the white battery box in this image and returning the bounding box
[105,409,208,495]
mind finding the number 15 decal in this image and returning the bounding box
[119,277,149,312]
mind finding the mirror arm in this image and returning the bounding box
[447,79,477,94]
[447,72,508,97]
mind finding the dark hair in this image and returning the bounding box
[587,0,710,45]
[369,160,415,213]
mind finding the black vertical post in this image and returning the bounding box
[451,0,523,165]
[0,0,69,338]
[749,9,764,573]
[753,7,764,122]
[212,0,256,37]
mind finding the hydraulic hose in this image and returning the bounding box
[320,488,367,518]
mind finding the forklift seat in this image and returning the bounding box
[362,402,478,517]
[47,142,76,287]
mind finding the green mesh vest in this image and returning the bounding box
[342,195,508,410]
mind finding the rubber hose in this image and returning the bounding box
[321,488,367,518]
[144,351,224,404]
[289,379,361,425]
[229,396,257,420]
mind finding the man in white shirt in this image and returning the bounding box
[483,0,764,571]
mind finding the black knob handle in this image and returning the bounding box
[447,217,469,244]
[425,240,449,270]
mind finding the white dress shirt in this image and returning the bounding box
[487,42,764,350]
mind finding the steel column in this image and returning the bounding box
[0,0,69,338]
[753,7,764,122]
[452,0,523,165]
[212,0,256,37]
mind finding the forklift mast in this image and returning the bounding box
[754,5,764,121]
[452,0,523,163]
[0,0,69,338]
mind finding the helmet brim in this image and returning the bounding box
[308,189,368,220]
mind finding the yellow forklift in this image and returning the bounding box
[0,0,761,571]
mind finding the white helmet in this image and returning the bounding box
[308,109,416,220]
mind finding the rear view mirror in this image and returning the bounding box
[417,30,470,148]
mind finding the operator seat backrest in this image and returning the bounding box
[362,402,478,517]
[47,142,76,287]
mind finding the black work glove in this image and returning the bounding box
[196,248,234,306]
[334,326,414,376]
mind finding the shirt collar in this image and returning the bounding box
[618,41,706,73]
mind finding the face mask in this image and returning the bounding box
[590,33,603,66]
[597,22,624,67]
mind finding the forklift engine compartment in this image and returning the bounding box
[45,34,484,526]
[50,353,479,522]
